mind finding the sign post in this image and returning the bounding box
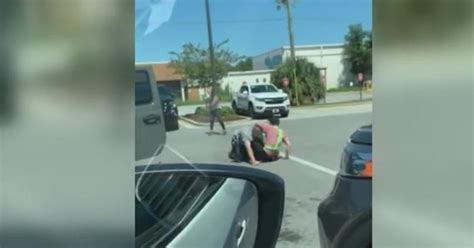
[320,74,326,104]
[282,76,290,101]
[357,73,364,101]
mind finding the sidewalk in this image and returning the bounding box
[177,91,372,117]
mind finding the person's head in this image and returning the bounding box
[268,116,280,126]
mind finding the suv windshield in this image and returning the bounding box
[250,85,278,93]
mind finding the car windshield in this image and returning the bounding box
[250,85,278,93]
[135,0,372,247]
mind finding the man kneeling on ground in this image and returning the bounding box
[229,116,291,166]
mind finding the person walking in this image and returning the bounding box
[207,87,226,135]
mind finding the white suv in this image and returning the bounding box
[232,82,290,118]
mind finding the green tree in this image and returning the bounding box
[169,40,242,87]
[230,57,253,71]
[343,24,372,77]
[271,58,324,106]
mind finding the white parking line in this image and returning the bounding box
[282,153,338,176]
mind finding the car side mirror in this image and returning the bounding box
[278,89,283,93]
[135,163,285,248]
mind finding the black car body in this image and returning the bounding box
[318,125,372,248]
[157,84,179,131]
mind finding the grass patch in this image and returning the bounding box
[176,99,206,106]
[293,99,372,109]
[327,86,362,92]
[183,106,245,123]
[176,99,231,106]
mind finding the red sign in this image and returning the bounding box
[282,77,289,88]
[357,73,364,82]
[320,75,326,85]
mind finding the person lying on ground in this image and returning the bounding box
[229,116,291,165]
[229,125,262,166]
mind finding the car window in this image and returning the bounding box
[135,0,373,246]
[135,71,153,105]
[250,85,278,93]
[158,86,172,99]
[240,86,248,93]
[135,174,226,246]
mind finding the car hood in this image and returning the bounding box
[252,92,287,98]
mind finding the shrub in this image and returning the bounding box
[271,58,325,105]
[194,106,235,117]
[217,84,232,102]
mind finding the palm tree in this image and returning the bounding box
[276,0,300,105]
[272,58,324,105]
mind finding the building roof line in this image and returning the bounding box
[227,69,275,76]
[282,43,344,50]
[135,61,170,65]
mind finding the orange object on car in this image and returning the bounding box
[361,160,372,177]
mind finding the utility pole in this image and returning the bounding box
[282,0,299,105]
[204,0,217,96]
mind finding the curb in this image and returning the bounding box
[179,116,252,127]
[293,99,372,110]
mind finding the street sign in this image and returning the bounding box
[357,73,364,82]
[282,77,289,88]
[320,75,326,85]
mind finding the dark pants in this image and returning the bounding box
[252,142,277,162]
[210,109,225,131]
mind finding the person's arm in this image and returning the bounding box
[205,96,210,108]
[283,135,291,159]
[244,141,259,166]
[211,95,219,106]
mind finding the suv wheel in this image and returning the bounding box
[232,101,239,114]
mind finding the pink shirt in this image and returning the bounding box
[256,123,290,147]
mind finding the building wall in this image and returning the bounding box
[252,48,284,70]
[252,44,354,89]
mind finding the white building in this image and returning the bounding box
[251,43,354,89]
[221,69,274,94]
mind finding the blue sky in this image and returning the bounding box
[135,0,372,62]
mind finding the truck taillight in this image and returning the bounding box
[340,150,372,178]
[361,160,372,177]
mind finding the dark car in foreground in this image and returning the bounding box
[157,84,179,131]
[318,124,372,248]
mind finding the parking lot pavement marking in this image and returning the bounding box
[282,153,338,176]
